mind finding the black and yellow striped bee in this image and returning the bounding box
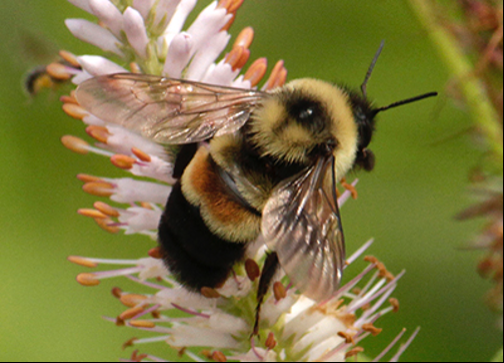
[75,44,436,333]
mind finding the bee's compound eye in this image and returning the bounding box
[287,98,326,133]
[291,100,319,123]
[299,107,314,120]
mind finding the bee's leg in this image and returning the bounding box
[253,252,280,336]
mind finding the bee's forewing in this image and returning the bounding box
[262,157,345,302]
[75,73,267,144]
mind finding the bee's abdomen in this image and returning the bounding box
[158,146,261,291]
[158,181,248,290]
[181,147,262,243]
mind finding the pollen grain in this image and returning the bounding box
[86,125,110,144]
[62,103,88,120]
[68,256,98,268]
[61,135,89,154]
[111,154,136,169]
[76,273,100,286]
[82,181,114,197]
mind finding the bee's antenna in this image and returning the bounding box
[361,40,385,98]
[373,92,438,115]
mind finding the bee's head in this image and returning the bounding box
[346,87,438,173]
[250,78,361,180]
[249,42,437,180]
[344,91,377,172]
[345,41,437,173]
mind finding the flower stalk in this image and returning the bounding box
[409,0,503,162]
[409,0,503,331]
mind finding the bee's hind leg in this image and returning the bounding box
[253,252,280,336]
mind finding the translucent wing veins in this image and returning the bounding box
[75,73,268,144]
[262,157,345,302]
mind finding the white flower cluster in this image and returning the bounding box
[71,237,415,362]
[62,0,282,88]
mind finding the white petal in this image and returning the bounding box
[132,0,155,19]
[231,349,278,362]
[68,0,93,14]
[231,75,252,89]
[245,237,267,260]
[260,293,297,331]
[65,19,124,56]
[137,258,169,280]
[82,113,106,125]
[201,60,240,87]
[104,177,171,204]
[102,124,168,160]
[307,335,346,362]
[163,32,193,78]
[154,0,183,31]
[77,55,127,76]
[295,315,346,356]
[154,288,216,310]
[316,348,346,363]
[89,0,124,37]
[72,55,127,85]
[215,275,252,298]
[72,70,94,85]
[186,2,230,59]
[283,295,315,323]
[129,155,175,184]
[167,324,240,349]
[283,299,326,345]
[119,206,162,233]
[123,7,149,58]
[186,31,230,81]
[207,312,248,334]
[163,0,197,39]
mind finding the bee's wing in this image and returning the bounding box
[262,157,345,302]
[75,73,267,144]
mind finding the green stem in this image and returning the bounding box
[490,348,503,362]
[408,0,503,164]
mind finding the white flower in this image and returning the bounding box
[69,237,416,361]
[54,0,419,361]
[65,18,124,56]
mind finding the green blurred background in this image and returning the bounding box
[0,1,501,361]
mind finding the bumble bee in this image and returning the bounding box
[75,43,436,333]
[25,66,59,96]
[25,54,81,96]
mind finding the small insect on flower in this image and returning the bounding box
[75,41,436,334]
[24,51,82,96]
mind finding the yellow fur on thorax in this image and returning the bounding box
[249,78,359,179]
[210,135,274,211]
[181,146,261,243]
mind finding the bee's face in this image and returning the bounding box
[249,78,360,179]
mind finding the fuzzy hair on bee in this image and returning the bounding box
[25,66,66,96]
[25,54,82,97]
[75,43,436,334]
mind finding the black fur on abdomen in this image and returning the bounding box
[158,181,247,291]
